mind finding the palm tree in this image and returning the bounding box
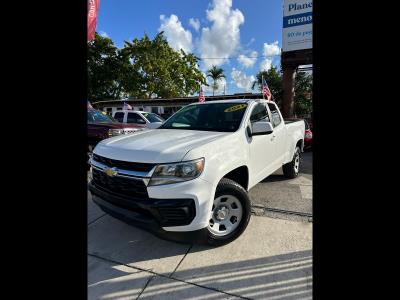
[206,65,225,96]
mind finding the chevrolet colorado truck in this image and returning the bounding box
[89,99,305,245]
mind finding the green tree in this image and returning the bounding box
[206,65,225,96]
[252,66,312,117]
[87,33,134,100]
[122,32,206,98]
[293,71,313,116]
[252,66,283,106]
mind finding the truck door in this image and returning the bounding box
[267,103,286,165]
[248,102,277,184]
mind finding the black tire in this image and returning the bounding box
[206,178,251,246]
[283,146,301,179]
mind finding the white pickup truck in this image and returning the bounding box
[89,99,305,245]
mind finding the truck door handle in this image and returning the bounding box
[271,134,276,141]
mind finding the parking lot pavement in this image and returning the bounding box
[88,151,313,299]
[88,202,312,299]
[88,191,106,224]
[88,255,153,300]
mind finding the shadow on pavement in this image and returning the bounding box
[89,250,312,300]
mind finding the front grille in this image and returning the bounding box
[91,168,149,200]
[92,154,156,173]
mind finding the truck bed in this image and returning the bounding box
[284,118,304,125]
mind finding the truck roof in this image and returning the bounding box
[114,110,149,113]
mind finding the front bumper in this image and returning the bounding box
[90,184,208,243]
[88,176,215,240]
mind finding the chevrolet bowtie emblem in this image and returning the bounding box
[104,167,118,177]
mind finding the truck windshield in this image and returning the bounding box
[160,102,248,132]
[88,110,116,123]
[142,112,164,123]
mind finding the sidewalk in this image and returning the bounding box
[88,193,312,300]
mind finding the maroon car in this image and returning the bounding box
[88,109,143,151]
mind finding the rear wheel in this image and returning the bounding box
[206,178,251,246]
[283,146,301,179]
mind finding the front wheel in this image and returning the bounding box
[282,146,301,179]
[206,178,251,246]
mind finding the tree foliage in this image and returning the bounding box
[252,66,284,106]
[252,66,312,116]
[88,33,130,100]
[206,65,225,96]
[88,32,206,101]
[293,71,313,116]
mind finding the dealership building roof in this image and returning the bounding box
[92,93,264,109]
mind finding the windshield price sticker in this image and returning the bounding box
[224,104,247,113]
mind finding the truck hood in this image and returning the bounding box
[94,129,230,163]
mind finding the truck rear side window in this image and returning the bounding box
[127,112,142,123]
[114,112,124,122]
[268,103,281,127]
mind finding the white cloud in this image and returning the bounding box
[198,0,245,68]
[99,31,109,38]
[246,37,255,46]
[231,68,255,91]
[189,18,200,31]
[263,41,280,57]
[159,14,193,53]
[237,51,257,68]
[260,58,273,71]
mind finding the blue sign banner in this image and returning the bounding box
[283,12,312,28]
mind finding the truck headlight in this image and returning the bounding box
[108,129,124,137]
[148,158,205,186]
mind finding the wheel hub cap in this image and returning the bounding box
[208,195,243,237]
[215,206,229,220]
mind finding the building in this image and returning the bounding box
[92,93,264,118]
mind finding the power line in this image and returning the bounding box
[196,54,279,60]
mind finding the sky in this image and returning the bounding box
[96,0,284,95]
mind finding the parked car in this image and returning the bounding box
[304,119,313,149]
[88,108,143,152]
[89,99,305,245]
[112,110,164,129]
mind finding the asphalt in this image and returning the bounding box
[87,151,313,299]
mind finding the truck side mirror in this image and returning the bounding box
[251,121,274,136]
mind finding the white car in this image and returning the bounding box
[89,99,305,245]
[112,110,164,129]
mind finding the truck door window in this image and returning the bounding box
[267,103,282,127]
[250,103,269,123]
[114,112,124,122]
[127,112,140,123]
